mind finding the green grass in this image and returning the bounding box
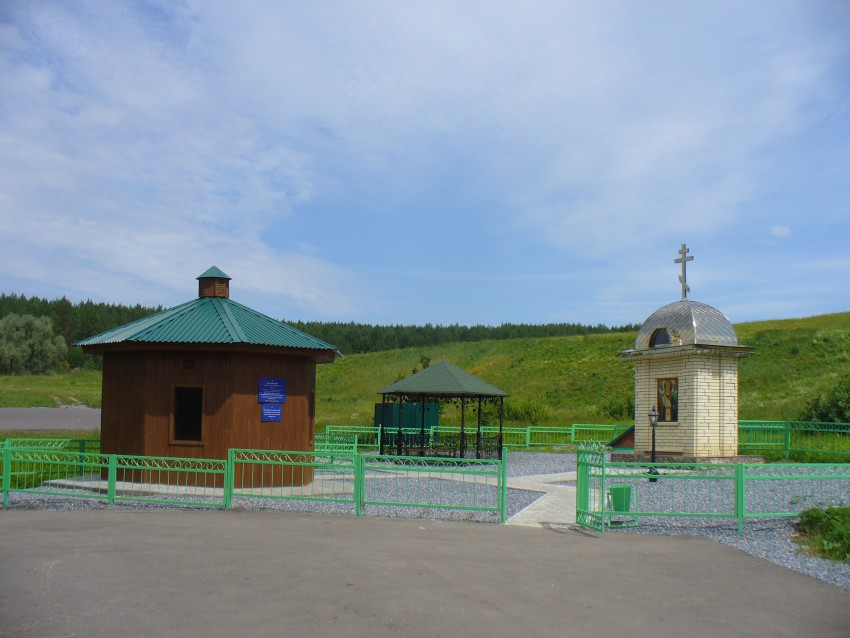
[315,331,636,428]
[0,430,101,444]
[796,506,850,562]
[0,370,102,408]
[1,311,849,428]
[737,313,850,419]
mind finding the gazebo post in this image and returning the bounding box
[419,396,426,456]
[460,397,466,459]
[379,396,386,455]
[498,397,504,460]
[476,396,483,459]
[396,395,403,456]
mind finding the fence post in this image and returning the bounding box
[2,439,11,507]
[735,464,745,534]
[107,455,117,506]
[354,453,364,516]
[223,449,233,509]
[575,445,586,519]
[599,445,607,533]
[499,447,508,524]
[783,422,791,460]
[525,427,531,448]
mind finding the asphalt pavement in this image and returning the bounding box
[0,406,101,431]
[1,509,847,638]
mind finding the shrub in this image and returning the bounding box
[603,394,634,420]
[503,398,553,425]
[798,376,850,423]
[796,506,850,562]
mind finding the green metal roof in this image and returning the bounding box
[196,266,231,280]
[379,361,508,397]
[75,296,338,359]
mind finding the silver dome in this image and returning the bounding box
[634,300,739,350]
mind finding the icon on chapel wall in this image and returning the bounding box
[657,378,678,422]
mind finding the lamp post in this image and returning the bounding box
[648,405,659,482]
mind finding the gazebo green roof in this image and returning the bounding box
[75,296,339,361]
[197,265,231,280]
[379,361,508,397]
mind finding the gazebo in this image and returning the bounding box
[377,361,508,459]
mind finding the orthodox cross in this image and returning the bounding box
[674,243,694,299]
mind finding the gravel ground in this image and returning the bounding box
[611,516,850,592]
[5,450,849,591]
[508,452,850,592]
[506,451,577,475]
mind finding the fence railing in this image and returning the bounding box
[575,442,850,534]
[323,421,850,458]
[2,439,506,522]
[314,433,358,456]
[325,423,631,450]
[1,440,227,508]
[739,420,850,460]
[360,453,507,522]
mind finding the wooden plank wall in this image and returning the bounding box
[100,348,319,485]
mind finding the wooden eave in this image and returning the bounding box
[79,341,339,364]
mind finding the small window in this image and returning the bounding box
[650,328,671,347]
[174,387,203,441]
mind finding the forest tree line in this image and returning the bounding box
[0,292,638,372]
[287,320,640,354]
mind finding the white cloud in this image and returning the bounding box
[771,225,792,239]
[1,0,847,325]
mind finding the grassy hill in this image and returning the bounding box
[1,312,848,426]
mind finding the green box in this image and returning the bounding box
[609,484,632,513]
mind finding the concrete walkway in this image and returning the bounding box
[506,472,577,527]
[2,509,847,638]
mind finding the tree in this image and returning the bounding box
[799,376,850,423]
[0,313,68,374]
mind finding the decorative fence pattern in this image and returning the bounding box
[576,442,850,534]
[2,439,506,522]
[326,423,631,450]
[2,441,227,508]
[325,421,850,458]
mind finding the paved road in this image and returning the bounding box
[0,407,100,431]
[1,509,847,638]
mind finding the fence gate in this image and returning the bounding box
[575,441,606,531]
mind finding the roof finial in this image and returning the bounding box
[674,244,694,299]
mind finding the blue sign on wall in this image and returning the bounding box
[262,403,282,423]
[258,377,287,404]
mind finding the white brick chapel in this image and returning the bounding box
[619,245,753,460]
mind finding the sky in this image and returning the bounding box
[1,1,849,329]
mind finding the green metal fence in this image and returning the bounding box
[360,453,507,523]
[569,424,631,444]
[228,449,358,510]
[576,441,850,534]
[326,425,382,449]
[323,421,850,457]
[2,439,507,522]
[2,440,226,508]
[739,420,850,460]
[323,423,631,449]
[314,433,358,457]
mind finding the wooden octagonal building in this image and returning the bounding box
[76,267,339,471]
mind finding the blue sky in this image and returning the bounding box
[2,1,848,328]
